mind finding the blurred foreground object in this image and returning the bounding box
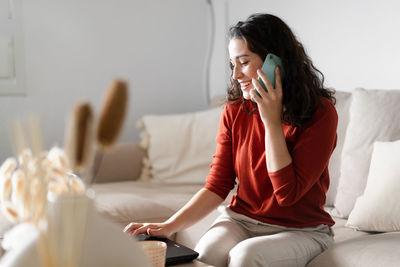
[0,78,131,267]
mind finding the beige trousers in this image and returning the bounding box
[195,207,334,267]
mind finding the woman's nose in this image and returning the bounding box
[232,65,242,80]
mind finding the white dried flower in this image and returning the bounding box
[11,170,25,209]
[0,158,17,176]
[1,201,19,223]
[0,174,12,203]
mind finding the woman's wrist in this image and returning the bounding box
[263,119,283,133]
[164,216,184,234]
[264,121,292,172]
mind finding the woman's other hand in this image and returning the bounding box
[123,222,174,238]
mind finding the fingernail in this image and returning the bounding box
[123,225,130,232]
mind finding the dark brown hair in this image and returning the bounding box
[227,13,335,126]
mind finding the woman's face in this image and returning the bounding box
[228,38,264,100]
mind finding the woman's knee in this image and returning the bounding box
[196,239,230,267]
[195,221,248,267]
[228,241,267,267]
[227,231,333,267]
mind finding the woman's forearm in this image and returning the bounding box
[165,188,224,233]
[264,123,292,172]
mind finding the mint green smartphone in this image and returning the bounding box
[253,53,285,100]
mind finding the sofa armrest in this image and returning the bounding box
[92,142,146,183]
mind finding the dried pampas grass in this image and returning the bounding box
[0,77,130,267]
[97,79,128,148]
[64,102,94,175]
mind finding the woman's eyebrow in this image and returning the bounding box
[235,54,250,59]
[230,54,250,61]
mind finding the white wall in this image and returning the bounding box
[0,0,210,161]
[209,0,400,98]
[2,0,400,162]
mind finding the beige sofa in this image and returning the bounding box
[90,88,400,266]
[2,89,398,265]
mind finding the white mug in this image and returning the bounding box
[139,240,167,267]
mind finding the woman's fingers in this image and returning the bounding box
[123,222,142,234]
[250,78,263,103]
[257,69,274,92]
[253,67,283,101]
[147,227,169,238]
[134,224,155,236]
[123,222,151,236]
[251,67,283,126]
[123,222,169,238]
[251,69,275,104]
[274,67,283,98]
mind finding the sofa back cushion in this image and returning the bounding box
[138,107,223,184]
[332,88,400,218]
[325,90,352,206]
[92,143,146,183]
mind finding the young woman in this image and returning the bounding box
[124,13,337,267]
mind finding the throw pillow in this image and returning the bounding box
[346,140,400,232]
[93,143,146,183]
[332,88,400,218]
[138,107,223,184]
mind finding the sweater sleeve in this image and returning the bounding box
[204,104,237,200]
[269,100,338,206]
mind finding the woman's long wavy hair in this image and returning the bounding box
[227,13,335,127]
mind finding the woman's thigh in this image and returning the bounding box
[195,218,249,267]
[228,230,333,267]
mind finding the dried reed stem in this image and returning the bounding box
[96,78,128,148]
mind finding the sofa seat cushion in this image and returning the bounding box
[307,232,400,267]
[92,181,203,226]
[331,217,369,243]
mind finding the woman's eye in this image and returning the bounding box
[240,61,249,66]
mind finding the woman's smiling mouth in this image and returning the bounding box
[240,81,251,89]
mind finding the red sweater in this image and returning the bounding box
[205,98,337,227]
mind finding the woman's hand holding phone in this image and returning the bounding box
[250,67,283,128]
[252,53,285,99]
